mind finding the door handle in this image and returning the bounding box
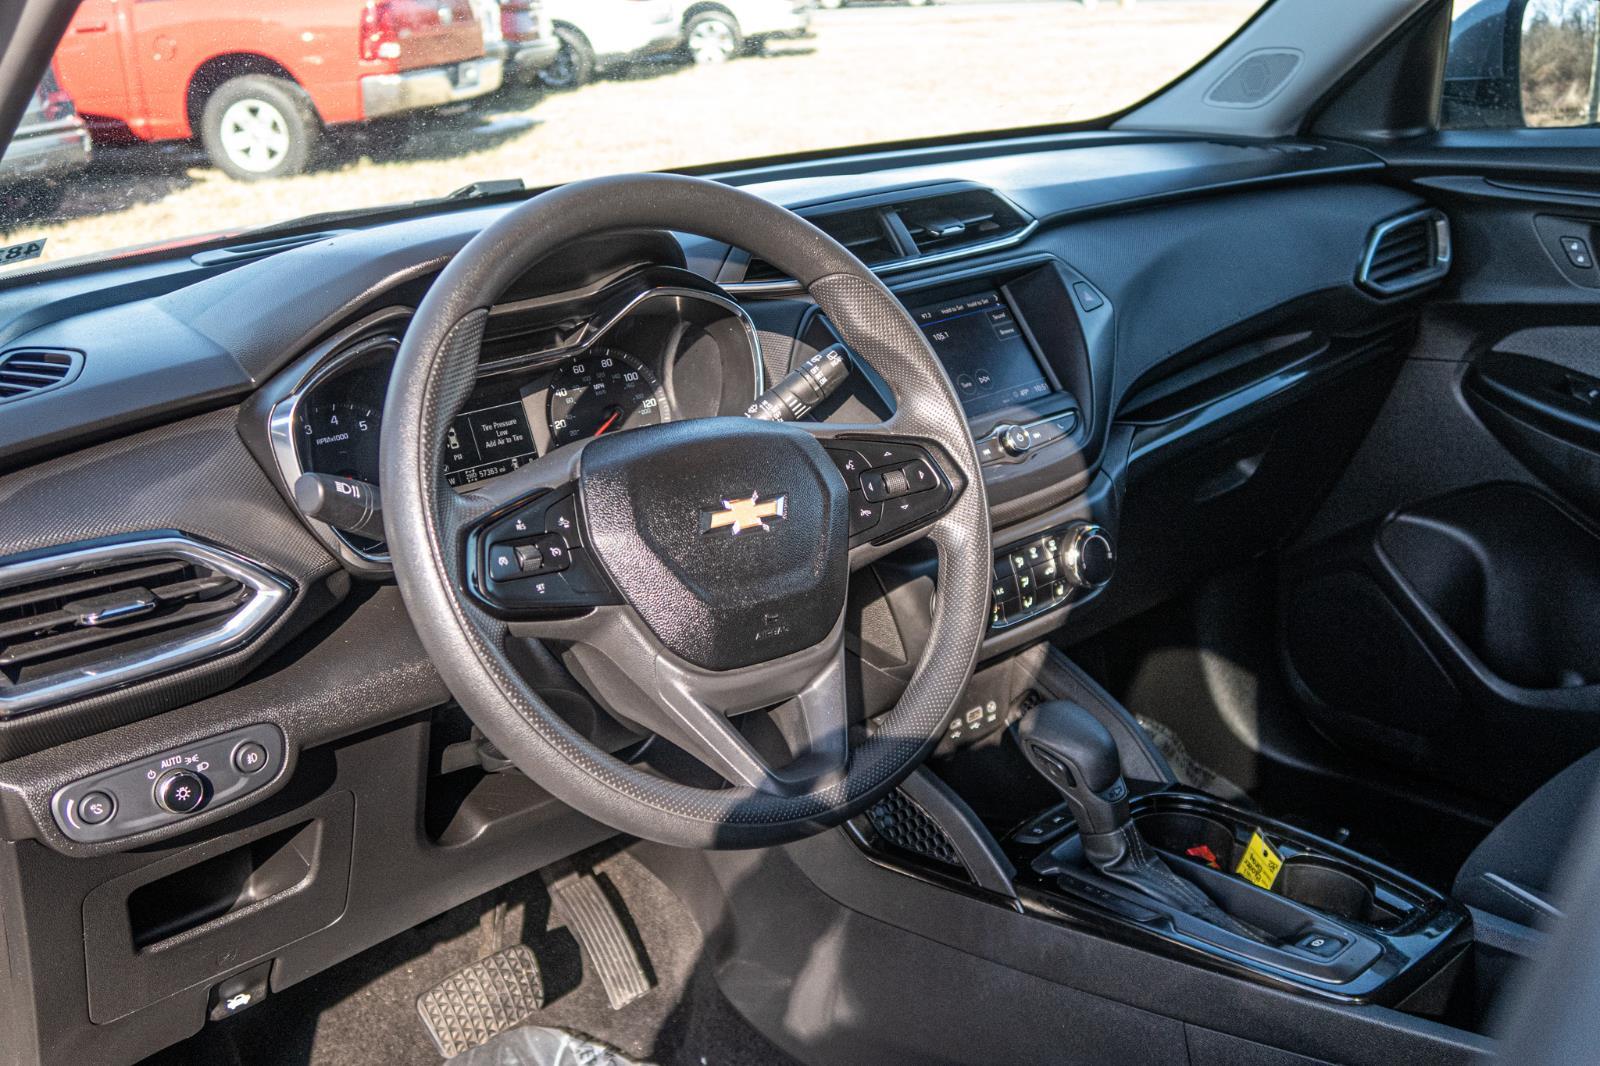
[75,21,110,33]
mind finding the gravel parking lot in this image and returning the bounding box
[11,0,1261,265]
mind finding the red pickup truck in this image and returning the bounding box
[53,0,506,181]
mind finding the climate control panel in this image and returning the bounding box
[990,522,1114,630]
[51,724,285,843]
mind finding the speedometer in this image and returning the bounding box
[300,401,381,484]
[546,348,668,446]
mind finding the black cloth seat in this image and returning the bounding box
[1454,747,1600,926]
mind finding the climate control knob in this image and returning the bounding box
[154,769,207,814]
[1061,524,1114,590]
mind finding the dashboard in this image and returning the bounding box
[0,134,1437,770]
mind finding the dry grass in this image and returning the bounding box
[14,0,1261,264]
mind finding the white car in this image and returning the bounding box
[676,0,813,65]
[539,0,681,90]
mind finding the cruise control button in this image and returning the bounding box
[993,571,1018,603]
[544,494,582,545]
[534,535,570,572]
[232,741,269,774]
[514,543,544,573]
[487,543,527,582]
[849,495,882,535]
[826,448,872,488]
[489,500,547,542]
[77,791,114,825]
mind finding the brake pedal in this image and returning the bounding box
[416,944,545,1058]
[548,872,653,1010]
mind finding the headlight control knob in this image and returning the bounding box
[154,769,207,814]
[1061,523,1114,590]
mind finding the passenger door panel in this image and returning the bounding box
[1281,138,1600,804]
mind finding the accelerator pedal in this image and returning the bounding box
[417,944,545,1058]
[548,871,652,1010]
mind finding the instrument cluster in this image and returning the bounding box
[276,271,764,562]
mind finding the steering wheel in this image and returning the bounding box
[382,173,990,849]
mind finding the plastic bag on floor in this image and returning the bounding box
[448,1025,653,1066]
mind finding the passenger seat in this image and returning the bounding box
[1454,749,1600,926]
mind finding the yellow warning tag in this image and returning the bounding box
[1235,830,1284,890]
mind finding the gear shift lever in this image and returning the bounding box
[1018,701,1257,936]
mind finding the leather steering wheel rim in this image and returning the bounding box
[382,173,990,849]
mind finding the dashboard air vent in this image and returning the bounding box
[0,348,81,403]
[0,534,291,717]
[899,189,1029,256]
[731,183,1035,291]
[1358,209,1451,296]
[744,208,901,282]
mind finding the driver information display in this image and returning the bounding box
[443,398,538,487]
[911,290,1051,418]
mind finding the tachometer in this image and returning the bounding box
[300,401,381,484]
[546,348,668,446]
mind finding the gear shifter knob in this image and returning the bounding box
[1016,700,1130,835]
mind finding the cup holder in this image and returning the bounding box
[1137,812,1239,870]
[1277,858,1376,923]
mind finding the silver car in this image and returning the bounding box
[0,67,91,223]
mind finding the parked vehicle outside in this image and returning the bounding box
[51,0,504,181]
[0,67,91,221]
[498,0,562,84]
[538,0,681,90]
[677,0,813,63]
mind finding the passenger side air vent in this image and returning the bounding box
[0,348,81,403]
[899,189,1029,256]
[0,535,291,717]
[730,183,1035,291]
[1358,209,1451,296]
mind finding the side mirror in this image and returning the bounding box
[1443,0,1600,129]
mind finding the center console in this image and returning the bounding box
[1005,700,1468,1003]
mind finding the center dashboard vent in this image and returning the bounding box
[0,534,291,717]
[1358,208,1451,296]
[0,348,82,403]
[734,184,1034,291]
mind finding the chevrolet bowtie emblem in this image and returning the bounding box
[701,492,788,535]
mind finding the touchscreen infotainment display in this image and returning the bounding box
[910,290,1051,417]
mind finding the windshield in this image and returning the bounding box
[1,0,1267,268]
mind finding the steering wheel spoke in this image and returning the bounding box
[650,624,849,795]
